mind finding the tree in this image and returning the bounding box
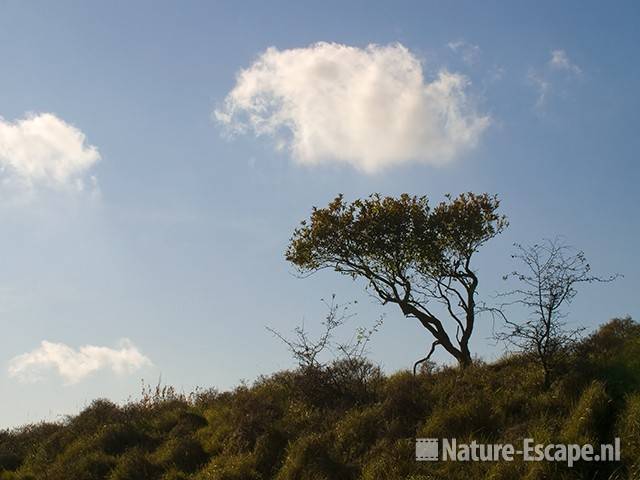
[286,192,508,368]
[495,239,619,387]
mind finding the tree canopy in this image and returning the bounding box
[286,192,508,367]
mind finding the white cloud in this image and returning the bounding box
[549,49,582,75]
[448,40,482,65]
[0,113,100,194]
[215,42,490,173]
[8,339,151,384]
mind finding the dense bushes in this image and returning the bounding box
[1,318,639,480]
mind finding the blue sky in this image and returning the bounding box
[0,0,638,427]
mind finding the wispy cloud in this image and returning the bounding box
[8,339,152,384]
[527,69,552,109]
[215,42,490,174]
[0,113,100,197]
[447,40,482,66]
[549,49,582,75]
[528,49,583,109]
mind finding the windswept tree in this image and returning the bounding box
[496,239,619,387]
[286,192,508,369]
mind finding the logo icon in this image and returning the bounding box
[416,438,439,461]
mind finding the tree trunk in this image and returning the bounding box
[456,349,473,368]
[441,338,473,368]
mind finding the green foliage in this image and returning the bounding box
[575,316,640,397]
[615,393,640,477]
[151,436,208,473]
[97,423,152,455]
[360,438,414,480]
[420,394,496,439]
[286,192,508,367]
[194,454,259,480]
[1,317,637,480]
[109,448,159,480]
[252,430,287,477]
[285,192,507,275]
[333,405,384,462]
[381,371,430,438]
[160,470,190,480]
[50,449,116,480]
[276,432,355,480]
[168,412,208,439]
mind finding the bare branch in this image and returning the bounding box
[267,296,383,371]
[413,340,440,376]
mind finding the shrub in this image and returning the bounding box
[97,423,151,455]
[198,404,235,455]
[169,411,208,438]
[326,358,383,407]
[382,371,429,438]
[334,405,384,463]
[152,436,208,473]
[50,450,116,480]
[109,448,159,480]
[360,439,414,480]
[160,470,190,480]
[193,454,259,480]
[575,317,640,398]
[0,452,21,472]
[69,400,124,435]
[615,393,640,477]
[223,381,287,453]
[276,433,355,480]
[252,430,288,477]
[0,422,64,474]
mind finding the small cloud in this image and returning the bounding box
[215,42,490,174]
[527,49,583,109]
[549,49,582,75]
[8,339,152,384]
[447,40,482,66]
[488,65,505,83]
[527,69,552,109]
[0,113,100,197]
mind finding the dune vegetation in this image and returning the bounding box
[1,316,639,480]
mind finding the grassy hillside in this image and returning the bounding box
[1,317,639,480]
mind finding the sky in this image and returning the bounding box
[0,0,639,428]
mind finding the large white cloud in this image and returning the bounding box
[8,339,151,384]
[0,113,100,193]
[215,42,490,173]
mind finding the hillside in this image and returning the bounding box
[1,317,639,480]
